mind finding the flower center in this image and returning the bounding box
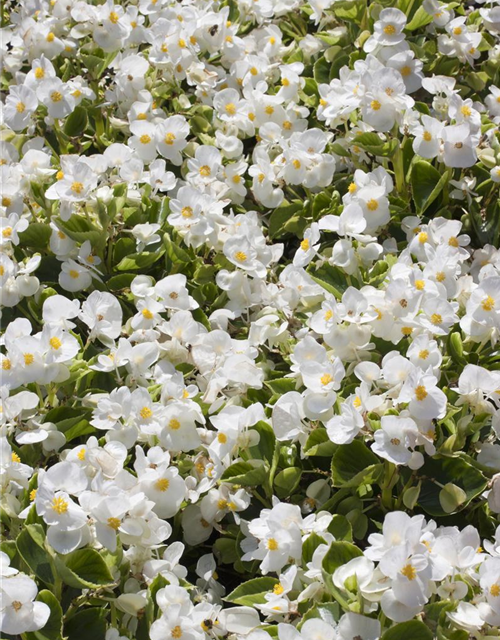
[140,406,152,419]
[71,181,84,194]
[267,538,279,551]
[107,517,121,530]
[155,478,170,492]
[482,296,495,311]
[415,385,428,401]
[401,563,417,580]
[52,496,68,514]
[49,337,62,350]
[320,373,333,386]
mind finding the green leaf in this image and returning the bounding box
[164,233,193,263]
[221,461,269,486]
[19,223,51,250]
[274,467,302,498]
[268,201,304,239]
[354,132,398,157]
[417,456,487,516]
[406,7,433,31]
[328,514,353,541]
[265,378,297,394]
[331,441,381,487]
[64,106,88,137]
[303,428,336,457]
[16,525,55,586]
[56,548,114,589]
[333,0,366,24]
[249,421,276,464]
[322,541,363,606]
[322,541,363,574]
[311,263,354,298]
[54,216,106,251]
[299,603,340,628]
[81,50,117,79]
[469,198,500,247]
[313,56,331,84]
[64,607,108,640]
[115,249,165,271]
[106,273,136,290]
[214,537,239,564]
[381,620,432,640]
[302,532,327,564]
[411,160,449,214]
[43,407,94,442]
[439,483,468,513]
[226,577,279,606]
[25,590,63,640]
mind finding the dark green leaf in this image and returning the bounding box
[417,456,487,516]
[25,590,63,640]
[19,223,51,250]
[274,467,302,498]
[381,620,432,640]
[225,577,278,605]
[331,441,381,487]
[64,608,108,640]
[64,106,88,137]
[221,461,269,486]
[56,548,114,589]
[16,525,55,586]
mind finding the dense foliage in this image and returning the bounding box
[1,0,500,639]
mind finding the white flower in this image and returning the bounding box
[0,574,50,635]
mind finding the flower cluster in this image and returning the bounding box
[1,0,500,639]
